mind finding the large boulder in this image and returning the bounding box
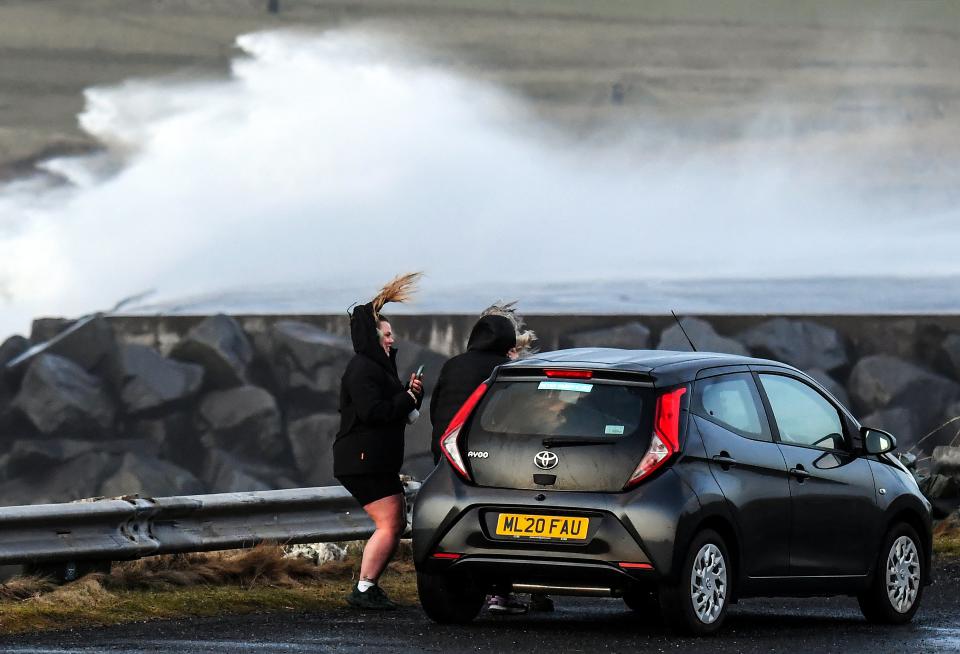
[848,356,960,449]
[849,319,917,359]
[287,413,339,487]
[200,448,298,493]
[13,314,120,384]
[13,354,116,439]
[170,314,253,388]
[933,446,960,476]
[0,335,30,369]
[0,335,30,407]
[848,354,960,413]
[100,452,206,497]
[942,333,960,381]
[266,321,353,406]
[916,323,950,373]
[117,344,204,416]
[0,451,118,506]
[201,448,272,493]
[921,474,960,500]
[5,437,160,473]
[195,385,283,462]
[805,368,851,408]
[560,322,651,350]
[124,413,197,471]
[657,317,748,356]
[739,319,848,372]
[29,318,73,344]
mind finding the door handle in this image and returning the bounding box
[712,454,738,470]
[790,465,810,481]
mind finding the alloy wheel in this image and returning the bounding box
[690,543,727,624]
[885,535,920,613]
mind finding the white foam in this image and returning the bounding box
[0,29,957,336]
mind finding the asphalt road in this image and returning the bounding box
[2,560,958,654]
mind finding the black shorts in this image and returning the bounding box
[337,473,403,507]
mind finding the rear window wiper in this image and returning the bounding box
[542,436,621,448]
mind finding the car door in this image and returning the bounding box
[692,370,791,578]
[755,371,881,577]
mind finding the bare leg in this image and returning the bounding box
[359,493,405,582]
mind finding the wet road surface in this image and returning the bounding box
[2,560,958,654]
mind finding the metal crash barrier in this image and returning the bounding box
[0,482,420,577]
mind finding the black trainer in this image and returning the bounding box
[346,583,399,610]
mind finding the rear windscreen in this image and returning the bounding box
[474,380,651,438]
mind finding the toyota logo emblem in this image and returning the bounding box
[534,450,559,470]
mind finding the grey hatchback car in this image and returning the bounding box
[412,349,932,634]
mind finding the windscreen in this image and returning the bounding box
[463,379,656,491]
[477,380,648,439]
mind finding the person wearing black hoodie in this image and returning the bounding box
[430,308,548,615]
[334,274,423,611]
[429,313,517,464]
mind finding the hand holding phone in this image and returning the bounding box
[409,365,425,398]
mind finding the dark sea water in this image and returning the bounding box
[125,276,960,316]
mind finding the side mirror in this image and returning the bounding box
[862,427,897,455]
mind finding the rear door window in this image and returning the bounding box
[758,374,847,450]
[476,380,650,439]
[693,373,771,442]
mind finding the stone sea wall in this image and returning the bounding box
[1,312,959,508]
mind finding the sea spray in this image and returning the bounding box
[0,29,957,335]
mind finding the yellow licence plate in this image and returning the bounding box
[494,513,589,541]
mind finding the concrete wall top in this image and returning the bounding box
[93,313,960,358]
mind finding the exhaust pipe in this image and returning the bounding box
[512,583,619,597]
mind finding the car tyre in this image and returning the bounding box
[857,523,924,624]
[659,529,731,635]
[417,571,485,624]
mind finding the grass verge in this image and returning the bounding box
[0,545,417,635]
[934,514,960,557]
[2,530,959,636]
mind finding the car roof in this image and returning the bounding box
[505,348,795,382]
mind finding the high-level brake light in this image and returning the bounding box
[439,383,489,480]
[625,386,687,489]
[544,369,593,379]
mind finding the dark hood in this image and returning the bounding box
[466,314,516,356]
[349,302,396,372]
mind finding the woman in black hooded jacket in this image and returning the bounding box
[429,313,517,464]
[334,274,423,610]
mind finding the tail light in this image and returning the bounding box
[624,386,687,489]
[431,552,462,560]
[618,561,653,570]
[440,383,489,480]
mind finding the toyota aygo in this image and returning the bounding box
[412,349,932,634]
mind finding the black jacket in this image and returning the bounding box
[333,303,419,477]
[430,314,516,463]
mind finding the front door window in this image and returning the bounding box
[758,374,846,450]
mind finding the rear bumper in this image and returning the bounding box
[429,556,649,594]
[412,462,701,587]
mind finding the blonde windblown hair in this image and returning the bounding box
[371,272,423,320]
[481,300,538,356]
